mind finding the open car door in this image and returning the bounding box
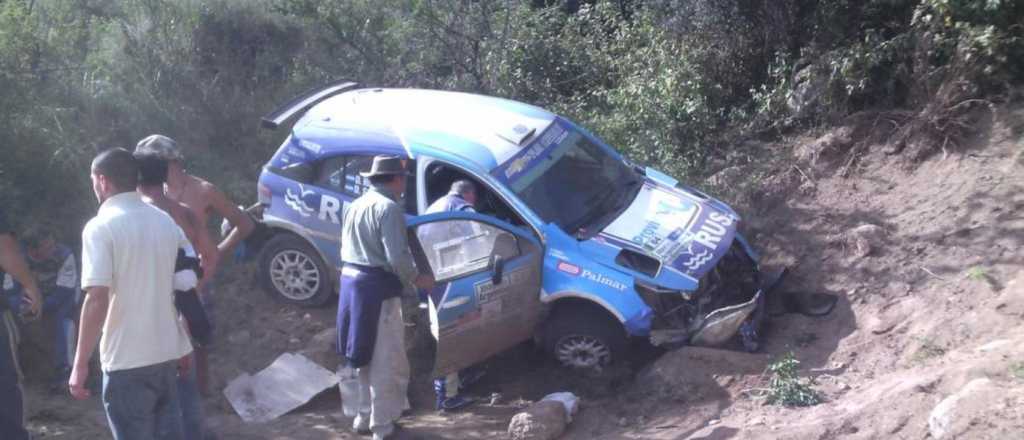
[408,212,544,377]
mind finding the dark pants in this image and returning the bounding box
[0,309,29,440]
[175,363,204,440]
[43,289,76,376]
[102,360,183,440]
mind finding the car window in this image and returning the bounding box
[413,220,520,282]
[315,155,373,196]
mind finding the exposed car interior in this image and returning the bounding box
[424,162,526,227]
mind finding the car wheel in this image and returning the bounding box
[258,233,333,307]
[544,303,628,370]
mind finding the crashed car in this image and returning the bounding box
[248,81,782,374]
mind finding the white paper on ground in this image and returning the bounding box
[224,352,339,423]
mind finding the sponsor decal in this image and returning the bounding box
[581,269,627,291]
[493,122,570,183]
[286,146,308,159]
[676,212,736,272]
[474,268,532,304]
[284,184,345,224]
[556,260,581,276]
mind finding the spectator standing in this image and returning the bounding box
[0,209,43,440]
[135,134,255,395]
[337,156,434,440]
[68,148,194,440]
[21,228,79,390]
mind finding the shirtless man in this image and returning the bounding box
[134,151,216,439]
[135,134,255,396]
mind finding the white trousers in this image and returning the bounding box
[356,297,410,435]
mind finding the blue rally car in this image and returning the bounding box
[249,81,780,373]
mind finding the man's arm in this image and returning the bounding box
[68,286,108,399]
[207,185,254,255]
[0,234,42,317]
[380,204,433,291]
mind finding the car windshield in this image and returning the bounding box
[499,122,639,236]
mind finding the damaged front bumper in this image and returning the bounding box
[642,243,786,352]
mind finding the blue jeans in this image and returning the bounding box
[0,310,28,440]
[175,364,204,440]
[43,289,76,375]
[102,360,183,440]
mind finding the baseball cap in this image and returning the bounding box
[135,134,184,162]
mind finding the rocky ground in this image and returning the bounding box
[17,100,1024,439]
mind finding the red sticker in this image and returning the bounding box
[557,261,581,276]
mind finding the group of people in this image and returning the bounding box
[1,149,481,440]
[1,135,253,440]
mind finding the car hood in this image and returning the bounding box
[597,177,739,281]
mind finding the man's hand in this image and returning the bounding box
[414,273,436,291]
[178,353,193,375]
[22,286,42,318]
[68,363,91,400]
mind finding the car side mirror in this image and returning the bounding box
[491,255,505,285]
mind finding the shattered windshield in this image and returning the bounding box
[494,121,639,236]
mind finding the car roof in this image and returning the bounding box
[291,88,557,173]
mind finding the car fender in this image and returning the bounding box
[540,257,654,337]
[261,213,341,274]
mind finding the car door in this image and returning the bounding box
[407,212,544,377]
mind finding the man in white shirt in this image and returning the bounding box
[68,148,194,440]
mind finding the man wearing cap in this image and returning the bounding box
[135,134,255,396]
[337,155,434,440]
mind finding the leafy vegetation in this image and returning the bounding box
[1,0,1021,243]
[765,352,821,407]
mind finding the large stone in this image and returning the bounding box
[844,224,886,258]
[928,378,997,439]
[508,400,568,440]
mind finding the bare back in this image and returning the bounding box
[170,174,216,229]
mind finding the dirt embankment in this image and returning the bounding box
[18,100,1024,439]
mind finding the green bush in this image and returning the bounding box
[765,352,821,407]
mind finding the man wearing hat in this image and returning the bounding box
[135,134,255,398]
[337,155,434,440]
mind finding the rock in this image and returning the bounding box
[508,400,568,440]
[846,224,885,258]
[796,126,854,164]
[707,166,745,189]
[928,378,1001,439]
[977,339,1011,353]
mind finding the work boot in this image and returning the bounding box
[353,413,370,435]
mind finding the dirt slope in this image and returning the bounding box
[19,102,1024,439]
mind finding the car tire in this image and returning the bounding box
[544,303,628,370]
[258,233,334,307]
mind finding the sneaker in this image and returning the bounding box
[437,395,474,412]
[353,413,370,435]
